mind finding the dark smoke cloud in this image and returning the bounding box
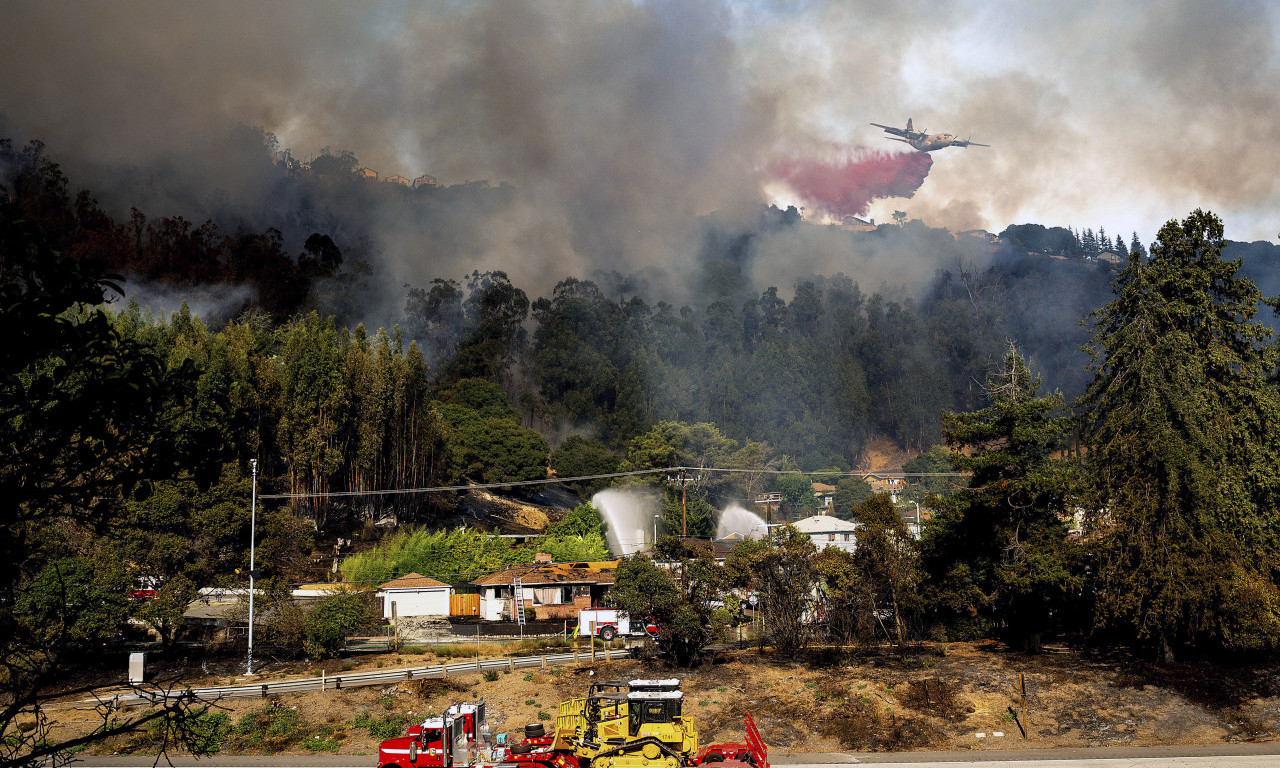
[1,0,1276,322]
[770,148,933,219]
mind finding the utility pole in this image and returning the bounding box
[247,458,258,675]
[679,469,688,538]
[665,468,692,539]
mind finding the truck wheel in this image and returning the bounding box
[703,753,724,763]
[599,626,617,641]
[511,744,534,755]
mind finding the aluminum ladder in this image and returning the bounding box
[513,576,526,625]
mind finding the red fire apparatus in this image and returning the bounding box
[377,679,766,768]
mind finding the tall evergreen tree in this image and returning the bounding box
[1129,232,1146,260]
[1079,209,1280,659]
[1080,228,1098,257]
[921,344,1077,650]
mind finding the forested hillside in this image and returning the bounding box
[7,133,1280,482]
[8,132,1280,767]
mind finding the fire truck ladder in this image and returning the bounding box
[513,576,526,625]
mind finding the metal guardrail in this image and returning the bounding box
[111,647,636,706]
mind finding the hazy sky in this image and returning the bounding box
[2,0,1277,245]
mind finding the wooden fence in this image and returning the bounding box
[450,593,480,616]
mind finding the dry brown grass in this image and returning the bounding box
[42,641,1280,757]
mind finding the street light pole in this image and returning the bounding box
[653,515,659,550]
[247,458,258,675]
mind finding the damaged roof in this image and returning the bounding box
[471,561,619,587]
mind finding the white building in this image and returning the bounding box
[376,572,452,619]
[791,515,860,553]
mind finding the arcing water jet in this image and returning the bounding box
[715,504,767,540]
[591,488,661,557]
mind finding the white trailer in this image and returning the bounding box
[577,608,657,640]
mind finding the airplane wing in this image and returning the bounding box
[870,123,908,138]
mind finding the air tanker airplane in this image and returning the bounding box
[870,118,989,152]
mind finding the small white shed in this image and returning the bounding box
[377,572,452,619]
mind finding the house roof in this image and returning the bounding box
[471,561,618,587]
[860,471,905,479]
[792,515,860,533]
[378,572,451,591]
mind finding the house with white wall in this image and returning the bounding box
[791,514,860,553]
[376,572,452,619]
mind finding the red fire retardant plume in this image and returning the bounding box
[771,148,933,218]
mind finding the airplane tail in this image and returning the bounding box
[906,118,913,131]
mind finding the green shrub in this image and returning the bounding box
[538,711,551,721]
[303,592,376,660]
[354,711,415,741]
[433,644,479,659]
[525,699,536,706]
[402,645,428,655]
[147,709,230,754]
[302,734,342,752]
[233,706,308,751]
[189,710,232,754]
[483,670,500,682]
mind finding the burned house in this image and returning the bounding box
[471,554,617,621]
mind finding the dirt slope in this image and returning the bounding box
[44,642,1280,758]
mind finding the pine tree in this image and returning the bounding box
[1129,232,1146,260]
[1081,228,1098,257]
[1079,209,1280,659]
[921,344,1077,650]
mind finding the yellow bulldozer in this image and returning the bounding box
[550,679,696,768]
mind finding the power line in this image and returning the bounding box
[259,465,970,501]
[258,467,670,500]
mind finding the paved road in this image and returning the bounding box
[67,744,1280,768]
